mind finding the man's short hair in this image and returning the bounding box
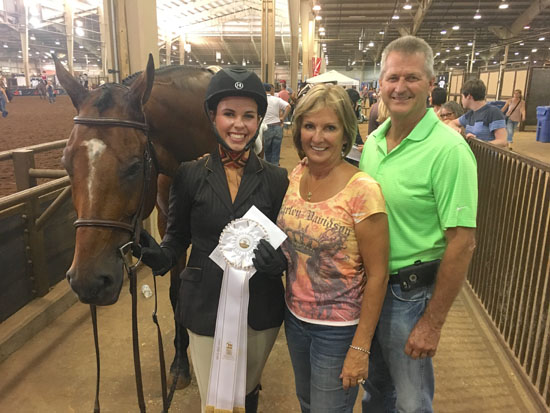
[380,35,434,79]
[264,83,273,92]
[461,79,486,101]
[431,87,447,106]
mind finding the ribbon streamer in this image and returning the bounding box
[206,218,268,413]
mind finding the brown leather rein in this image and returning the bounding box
[71,116,177,413]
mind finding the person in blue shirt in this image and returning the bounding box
[450,79,507,148]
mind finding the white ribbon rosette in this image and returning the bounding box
[206,207,286,413]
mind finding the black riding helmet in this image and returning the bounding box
[204,67,267,152]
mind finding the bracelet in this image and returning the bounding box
[349,344,371,355]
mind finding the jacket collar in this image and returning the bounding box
[205,150,264,213]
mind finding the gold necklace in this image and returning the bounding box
[305,170,327,201]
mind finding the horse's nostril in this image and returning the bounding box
[99,274,114,289]
[66,269,74,283]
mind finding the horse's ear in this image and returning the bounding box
[129,54,155,108]
[53,53,88,111]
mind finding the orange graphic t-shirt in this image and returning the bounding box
[277,164,386,326]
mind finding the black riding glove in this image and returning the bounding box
[252,239,287,278]
[132,229,173,276]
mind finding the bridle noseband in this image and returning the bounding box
[70,115,175,413]
[72,115,155,247]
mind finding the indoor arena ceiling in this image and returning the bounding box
[1,0,549,74]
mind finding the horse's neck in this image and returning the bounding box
[145,67,217,176]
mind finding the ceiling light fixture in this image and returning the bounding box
[531,48,537,52]
[312,1,321,12]
[523,25,530,29]
[539,37,545,41]
[499,1,509,9]
[319,26,325,32]
[392,14,400,20]
[368,41,374,47]
[455,46,460,50]
[440,30,447,34]
[403,1,412,10]
[452,25,460,30]
[473,10,481,19]
[315,15,322,21]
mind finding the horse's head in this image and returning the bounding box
[55,55,157,305]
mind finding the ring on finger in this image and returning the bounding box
[357,378,366,385]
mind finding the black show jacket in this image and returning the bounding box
[162,149,289,336]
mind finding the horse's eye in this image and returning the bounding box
[122,161,142,178]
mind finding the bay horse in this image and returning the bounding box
[54,54,217,391]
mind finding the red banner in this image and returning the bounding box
[312,57,321,77]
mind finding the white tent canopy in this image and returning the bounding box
[305,70,360,87]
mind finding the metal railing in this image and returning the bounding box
[467,139,550,407]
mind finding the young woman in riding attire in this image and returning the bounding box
[136,68,289,412]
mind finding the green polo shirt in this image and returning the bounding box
[359,108,478,273]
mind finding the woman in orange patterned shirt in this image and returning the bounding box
[277,84,389,412]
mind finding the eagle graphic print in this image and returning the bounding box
[277,164,386,325]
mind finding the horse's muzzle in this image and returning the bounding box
[66,266,123,306]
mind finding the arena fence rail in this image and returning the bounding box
[0,139,74,323]
[467,138,550,408]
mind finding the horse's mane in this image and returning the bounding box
[122,65,213,87]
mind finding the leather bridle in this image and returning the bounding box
[72,116,153,241]
[71,115,177,412]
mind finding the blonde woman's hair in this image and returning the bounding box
[291,83,357,158]
[377,99,390,124]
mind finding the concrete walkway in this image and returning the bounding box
[1,124,547,412]
[0,271,542,412]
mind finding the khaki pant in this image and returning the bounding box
[188,326,280,413]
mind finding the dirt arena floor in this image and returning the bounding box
[1,95,547,198]
[0,95,76,196]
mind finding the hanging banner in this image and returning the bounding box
[312,57,322,77]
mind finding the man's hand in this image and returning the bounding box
[465,132,476,140]
[404,314,442,359]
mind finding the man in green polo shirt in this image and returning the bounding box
[359,36,478,413]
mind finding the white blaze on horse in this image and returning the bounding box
[55,54,218,393]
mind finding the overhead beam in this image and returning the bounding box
[220,30,237,64]
[250,35,261,61]
[489,0,550,40]
[510,0,550,37]
[397,27,409,37]
[411,0,434,36]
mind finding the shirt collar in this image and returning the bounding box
[372,108,439,143]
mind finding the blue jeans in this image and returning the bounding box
[0,93,6,116]
[506,119,518,143]
[263,124,283,165]
[285,309,359,413]
[362,284,434,413]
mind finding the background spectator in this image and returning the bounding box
[501,89,526,150]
